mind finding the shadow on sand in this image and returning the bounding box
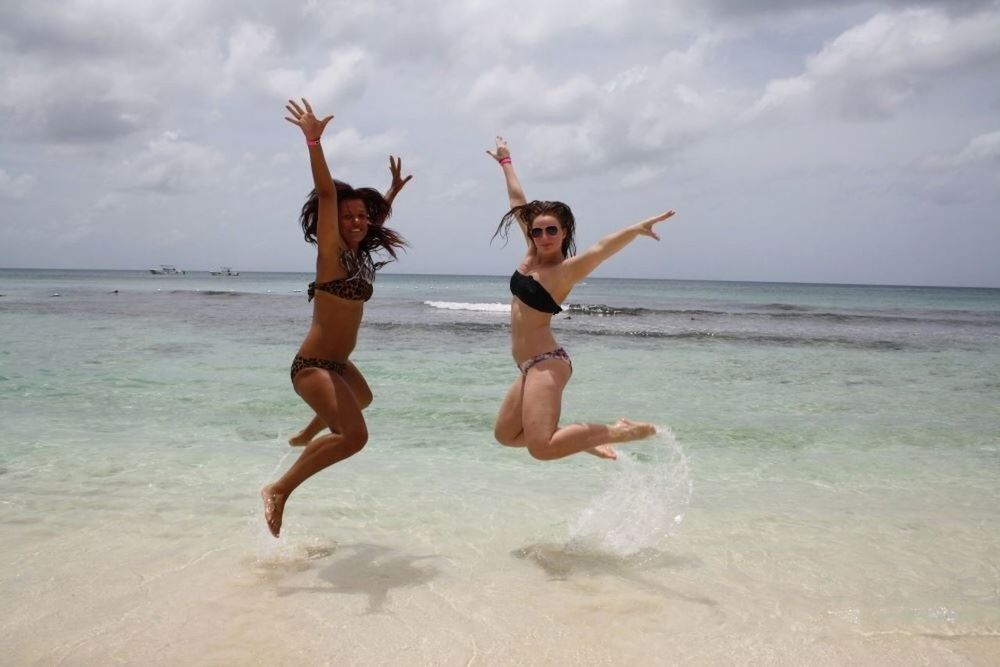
[512,542,717,609]
[275,542,441,614]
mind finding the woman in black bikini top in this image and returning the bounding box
[486,136,677,462]
[261,98,411,538]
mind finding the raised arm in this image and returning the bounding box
[285,98,339,255]
[486,136,533,246]
[487,136,527,207]
[384,155,413,206]
[565,210,676,283]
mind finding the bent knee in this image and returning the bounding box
[344,427,368,453]
[527,446,559,461]
[526,438,557,461]
[494,426,521,447]
[353,386,373,410]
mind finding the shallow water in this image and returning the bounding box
[1,269,999,664]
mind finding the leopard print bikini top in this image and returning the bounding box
[307,250,375,302]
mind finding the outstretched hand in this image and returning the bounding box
[284,98,333,140]
[486,135,511,162]
[635,210,676,241]
[389,155,413,193]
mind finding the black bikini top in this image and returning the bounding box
[510,271,562,314]
[308,251,374,302]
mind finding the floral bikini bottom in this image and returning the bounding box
[518,347,572,376]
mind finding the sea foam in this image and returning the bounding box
[424,301,511,313]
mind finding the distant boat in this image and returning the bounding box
[210,267,240,276]
[150,265,185,275]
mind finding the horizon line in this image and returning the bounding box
[1,266,998,290]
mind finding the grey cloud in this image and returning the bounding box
[1,0,997,285]
[691,0,997,18]
[0,61,151,144]
[44,97,141,144]
[111,132,225,194]
[749,6,1000,122]
[0,169,35,200]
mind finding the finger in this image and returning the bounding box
[320,116,333,129]
[288,99,304,115]
[284,117,302,126]
[285,104,300,118]
[301,98,313,114]
[402,175,413,184]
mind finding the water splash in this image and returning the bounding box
[568,426,692,556]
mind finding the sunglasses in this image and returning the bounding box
[529,225,560,238]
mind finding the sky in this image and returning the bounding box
[1,0,998,286]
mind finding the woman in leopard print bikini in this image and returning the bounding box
[261,99,410,537]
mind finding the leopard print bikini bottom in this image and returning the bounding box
[290,355,347,383]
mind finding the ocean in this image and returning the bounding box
[1,268,999,664]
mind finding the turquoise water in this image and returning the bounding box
[1,269,999,664]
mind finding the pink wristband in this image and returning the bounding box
[306,138,321,147]
[499,156,512,165]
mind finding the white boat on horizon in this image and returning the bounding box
[150,265,185,275]
[210,267,240,276]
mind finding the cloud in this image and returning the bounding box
[464,66,601,124]
[223,22,278,81]
[117,131,225,193]
[0,54,149,143]
[321,127,401,161]
[1,0,997,285]
[921,130,1000,169]
[682,0,999,30]
[749,6,1000,120]
[467,36,744,179]
[0,1,197,59]
[450,0,635,55]
[0,169,36,199]
[222,22,372,106]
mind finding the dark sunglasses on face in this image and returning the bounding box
[529,225,560,238]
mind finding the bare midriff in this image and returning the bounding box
[510,299,561,365]
[297,291,364,362]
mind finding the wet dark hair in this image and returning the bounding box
[299,179,407,273]
[494,200,577,258]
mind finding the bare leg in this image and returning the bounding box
[521,360,655,461]
[289,362,373,446]
[494,374,527,447]
[494,369,621,458]
[289,414,326,446]
[263,368,367,537]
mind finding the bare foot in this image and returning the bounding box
[288,432,312,447]
[586,445,618,460]
[610,418,656,443]
[260,484,286,537]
